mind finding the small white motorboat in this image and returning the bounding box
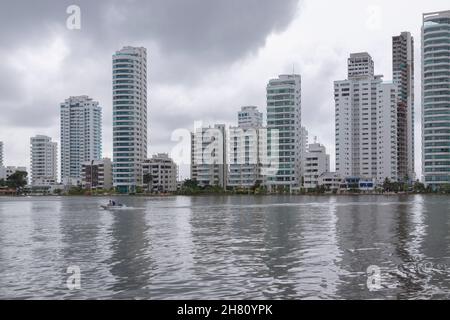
[101,201,125,210]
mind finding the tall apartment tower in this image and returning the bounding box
[266,74,302,190]
[228,106,265,189]
[335,53,399,184]
[112,46,148,193]
[60,95,102,185]
[0,141,3,167]
[393,32,415,182]
[30,135,58,186]
[422,11,450,188]
[191,124,227,189]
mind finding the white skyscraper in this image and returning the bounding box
[228,106,265,189]
[30,135,58,186]
[422,11,450,189]
[335,53,399,184]
[393,31,415,182]
[112,46,148,193]
[266,74,302,190]
[60,95,102,185]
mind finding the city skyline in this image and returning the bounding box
[0,1,449,182]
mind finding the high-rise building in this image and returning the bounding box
[0,141,3,167]
[112,46,148,193]
[266,74,302,190]
[60,96,102,185]
[228,106,265,189]
[304,142,330,189]
[142,153,178,193]
[422,11,450,188]
[191,124,227,189]
[30,135,58,186]
[393,31,415,182]
[300,126,309,179]
[335,53,399,184]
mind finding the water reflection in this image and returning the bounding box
[106,202,152,299]
[0,195,449,299]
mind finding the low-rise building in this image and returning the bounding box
[81,158,113,190]
[340,177,376,191]
[304,142,330,189]
[318,172,342,191]
[142,154,178,193]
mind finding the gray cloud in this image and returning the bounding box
[0,0,301,174]
[0,0,299,61]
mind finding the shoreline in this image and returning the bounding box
[1,192,448,198]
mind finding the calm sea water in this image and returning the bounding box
[0,195,449,300]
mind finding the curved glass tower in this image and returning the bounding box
[112,46,148,193]
[422,11,450,188]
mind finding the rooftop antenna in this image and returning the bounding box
[314,136,318,144]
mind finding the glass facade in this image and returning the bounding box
[112,47,148,193]
[422,11,450,187]
[266,74,302,188]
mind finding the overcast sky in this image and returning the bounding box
[0,0,448,180]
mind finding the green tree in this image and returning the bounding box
[143,173,152,192]
[383,178,392,192]
[439,184,450,194]
[6,171,28,190]
[413,180,426,193]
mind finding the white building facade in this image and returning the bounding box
[422,11,450,188]
[60,95,102,184]
[304,142,330,189]
[238,106,263,128]
[335,53,399,185]
[191,125,227,189]
[142,153,178,193]
[229,106,265,189]
[113,46,148,193]
[266,74,302,190]
[30,135,58,186]
[318,172,342,191]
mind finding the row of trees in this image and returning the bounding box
[178,178,450,195]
